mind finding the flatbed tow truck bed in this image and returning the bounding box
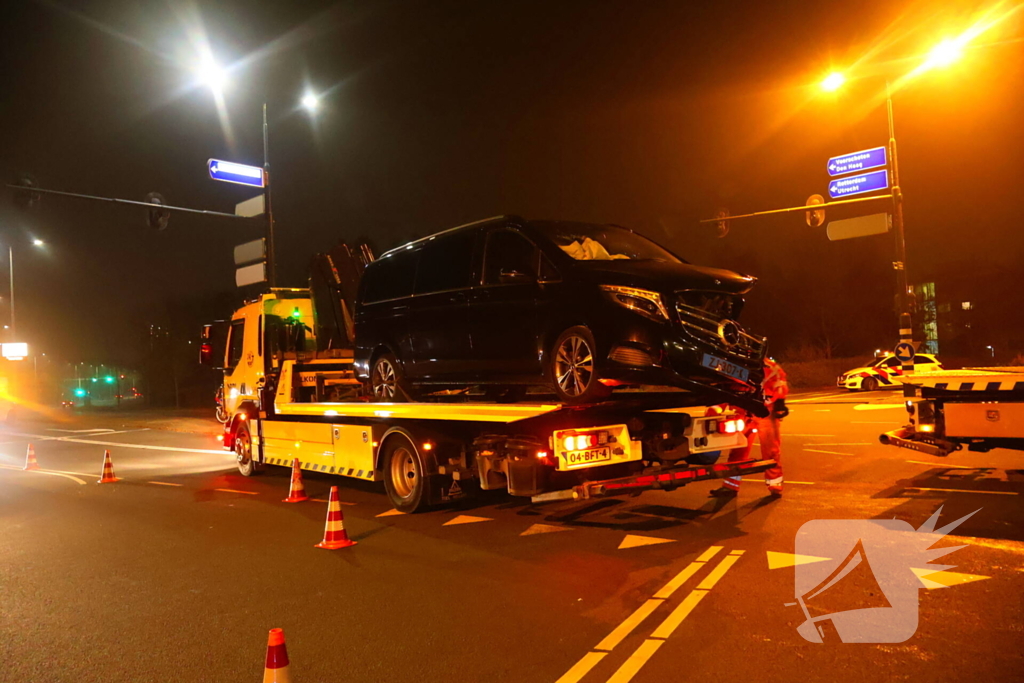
[223,360,771,511]
[879,366,1024,457]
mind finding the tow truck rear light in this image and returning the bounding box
[561,432,609,451]
[717,418,745,434]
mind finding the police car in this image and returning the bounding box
[837,352,943,391]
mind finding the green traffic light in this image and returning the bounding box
[105,376,115,384]
[74,388,87,397]
[291,307,301,320]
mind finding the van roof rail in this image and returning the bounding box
[380,215,519,258]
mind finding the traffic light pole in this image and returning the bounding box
[263,103,276,288]
[887,81,914,379]
[8,245,14,339]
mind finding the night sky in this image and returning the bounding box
[1,0,1021,366]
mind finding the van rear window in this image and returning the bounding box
[415,231,476,294]
[362,250,418,303]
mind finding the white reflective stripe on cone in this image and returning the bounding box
[766,476,783,486]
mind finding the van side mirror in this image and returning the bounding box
[499,268,535,284]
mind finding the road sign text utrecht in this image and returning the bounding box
[828,170,889,199]
[208,159,265,188]
[827,146,887,177]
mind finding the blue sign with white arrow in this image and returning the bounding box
[208,159,265,188]
[894,342,915,363]
[828,169,889,199]
[827,146,887,177]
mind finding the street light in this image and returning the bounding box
[301,92,320,113]
[6,238,46,339]
[817,36,972,362]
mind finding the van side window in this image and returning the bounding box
[363,250,419,303]
[227,319,245,370]
[483,230,537,285]
[539,254,560,282]
[415,231,476,294]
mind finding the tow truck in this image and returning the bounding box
[879,366,1024,457]
[202,246,773,512]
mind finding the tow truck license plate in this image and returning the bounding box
[564,446,612,468]
[702,353,749,383]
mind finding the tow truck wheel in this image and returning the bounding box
[371,353,416,402]
[550,326,610,404]
[861,377,879,392]
[382,435,427,513]
[234,422,262,477]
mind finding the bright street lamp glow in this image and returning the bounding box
[925,39,963,69]
[32,239,44,247]
[301,93,320,113]
[196,55,227,94]
[820,72,845,92]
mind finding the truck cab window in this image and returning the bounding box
[227,319,245,370]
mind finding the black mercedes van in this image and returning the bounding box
[353,216,767,409]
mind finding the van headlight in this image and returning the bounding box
[600,285,669,322]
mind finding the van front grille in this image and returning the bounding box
[674,291,765,361]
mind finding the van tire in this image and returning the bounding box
[549,326,610,404]
[370,352,416,402]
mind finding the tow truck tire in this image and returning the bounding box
[382,434,428,513]
[550,326,610,404]
[371,352,416,402]
[234,422,262,477]
[861,377,879,392]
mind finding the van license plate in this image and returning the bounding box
[564,447,612,469]
[702,353,750,383]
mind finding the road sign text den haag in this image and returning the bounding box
[827,146,887,177]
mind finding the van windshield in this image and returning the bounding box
[534,222,682,263]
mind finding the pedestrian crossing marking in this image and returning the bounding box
[618,534,675,550]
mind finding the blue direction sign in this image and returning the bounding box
[894,342,915,363]
[828,169,889,199]
[208,159,265,188]
[827,146,887,177]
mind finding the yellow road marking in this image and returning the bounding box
[906,486,1018,496]
[652,561,707,600]
[911,567,991,589]
[811,443,873,446]
[214,488,259,495]
[741,478,815,485]
[766,551,831,569]
[649,589,708,639]
[148,481,183,487]
[555,652,607,683]
[595,599,664,651]
[695,546,722,562]
[606,639,664,683]
[695,555,742,590]
[804,448,850,455]
[729,549,745,555]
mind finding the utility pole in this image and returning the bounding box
[887,81,914,380]
[263,103,277,288]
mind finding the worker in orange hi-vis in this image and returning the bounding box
[709,357,790,499]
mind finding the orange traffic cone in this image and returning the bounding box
[282,458,309,503]
[23,443,39,471]
[263,628,291,683]
[315,486,356,549]
[97,450,118,483]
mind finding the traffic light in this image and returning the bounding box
[74,387,87,398]
[104,376,115,384]
[12,173,41,209]
[144,191,170,231]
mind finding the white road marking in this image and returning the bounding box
[804,448,851,455]
[443,514,492,526]
[853,404,906,411]
[0,463,87,485]
[741,478,815,485]
[905,460,975,469]
[810,443,873,446]
[4,431,223,455]
[905,486,1018,496]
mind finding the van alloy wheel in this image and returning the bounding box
[555,334,594,398]
[372,358,397,400]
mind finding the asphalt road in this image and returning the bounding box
[1,391,1021,682]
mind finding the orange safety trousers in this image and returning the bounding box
[722,414,783,492]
